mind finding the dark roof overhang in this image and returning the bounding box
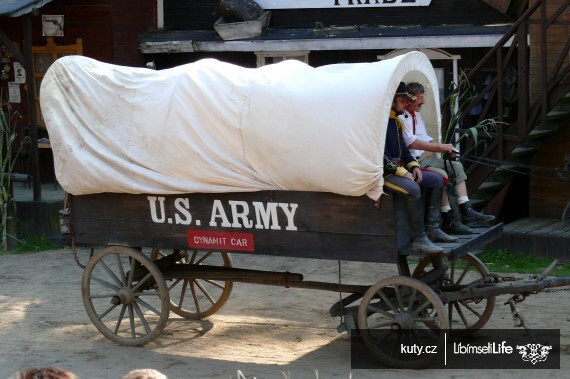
[0,0,54,17]
[140,24,513,54]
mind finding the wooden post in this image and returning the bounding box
[23,14,41,201]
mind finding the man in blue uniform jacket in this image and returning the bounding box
[383,82,456,254]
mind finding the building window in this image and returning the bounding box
[255,51,309,67]
[33,37,83,128]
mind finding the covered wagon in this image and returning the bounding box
[40,52,561,369]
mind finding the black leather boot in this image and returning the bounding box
[425,188,458,243]
[441,208,473,235]
[459,201,496,227]
[404,196,444,254]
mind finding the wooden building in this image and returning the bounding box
[0,0,155,237]
[142,0,516,97]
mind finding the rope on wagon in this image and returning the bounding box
[460,154,570,181]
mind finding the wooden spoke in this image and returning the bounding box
[413,253,495,336]
[150,249,233,319]
[82,246,170,346]
[358,276,447,369]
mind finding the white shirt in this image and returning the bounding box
[399,109,433,158]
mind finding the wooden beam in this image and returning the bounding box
[141,34,510,54]
[22,14,41,201]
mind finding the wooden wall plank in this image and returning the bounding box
[530,126,570,219]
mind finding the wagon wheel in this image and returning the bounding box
[150,249,233,319]
[82,246,170,346]
[412,253,495,336]
[357,276,448,369]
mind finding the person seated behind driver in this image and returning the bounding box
[382,82,456,254]
[399,82,495,230]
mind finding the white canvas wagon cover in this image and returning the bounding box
[40,51,440,199]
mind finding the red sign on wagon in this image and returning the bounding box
[187,229,255,252]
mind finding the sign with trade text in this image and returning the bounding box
[256,0,432,9]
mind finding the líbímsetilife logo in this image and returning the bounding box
[517,343,553,365]
[351,329,560,369]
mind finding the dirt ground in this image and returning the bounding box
[0,247,568,379]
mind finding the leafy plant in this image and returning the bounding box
[442,71,504,157]
[0,89,26,251]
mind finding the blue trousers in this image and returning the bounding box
[383,170,444,199]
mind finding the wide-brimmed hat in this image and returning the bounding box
[394,82,417,102]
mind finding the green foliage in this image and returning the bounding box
[0,89,26,251]
[410,250,570,276]
[0,234,58,255]
[442,71,505,156]
[478,249,570,277]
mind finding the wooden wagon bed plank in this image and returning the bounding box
[72,218,398,263]
[70,191,400,263]
[69,191,503,264]
[70,191,395,236]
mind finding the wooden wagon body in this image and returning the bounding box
[69,191,502,263]
[66,190,558,369]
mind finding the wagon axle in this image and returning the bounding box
[110,289,135,306]
[391,314,414,331]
